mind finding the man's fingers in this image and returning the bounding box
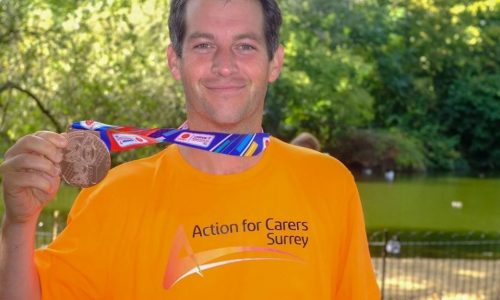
[33,131,68,148]
[3,171,56,196]
[33,171,61,204]
[4,132,67,164]
[2,153,61,177]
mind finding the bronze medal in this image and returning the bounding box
[61,130,111,188]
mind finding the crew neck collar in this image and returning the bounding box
[166,137,275,184]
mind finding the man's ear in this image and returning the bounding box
[268,44,284,83]
[167,45,181,80]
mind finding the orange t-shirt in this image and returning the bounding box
[35,137,380,299]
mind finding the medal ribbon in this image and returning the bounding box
[71,120,270,157]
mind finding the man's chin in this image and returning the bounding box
[203,117,253,133]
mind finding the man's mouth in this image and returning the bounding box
[204,84,245,94]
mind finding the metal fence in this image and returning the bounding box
[369,230,500,300]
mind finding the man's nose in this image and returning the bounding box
[211,48,238,77]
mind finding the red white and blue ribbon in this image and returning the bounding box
[71,120,270,157]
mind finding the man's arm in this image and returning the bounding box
[0,131,67,300]
[0,216,40,300]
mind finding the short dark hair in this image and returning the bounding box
[168,0,282,60]
[291,132,321,151]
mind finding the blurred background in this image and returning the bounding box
[0,0,499,298]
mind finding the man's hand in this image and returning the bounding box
[0,131,67,224]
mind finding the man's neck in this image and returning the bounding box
[179,116,265,174]
[178,145,262,175]
[185,116,263,135]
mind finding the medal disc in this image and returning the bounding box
[61,130,111,188]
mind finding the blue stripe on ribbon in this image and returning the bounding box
[236,134,252,153]
[215,139,232,153]
[224,135,245,155]
[159,129,180,138]
[99,131,112,151]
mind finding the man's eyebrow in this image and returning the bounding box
[187,32,215,40]
[187,32,263,42]
[234,33,263,42]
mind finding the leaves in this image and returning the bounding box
[1,0,498,171]
[0,0,182,163]
[270,0,499,172]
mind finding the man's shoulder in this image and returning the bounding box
[268,138,355,198]
[270,137,350,176]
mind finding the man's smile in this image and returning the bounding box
[203,83,246,95]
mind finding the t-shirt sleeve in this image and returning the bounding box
[333,177,381,299]
[34,186,113,300]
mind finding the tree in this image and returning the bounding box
[0,0,183,163]
[266,0,375,150]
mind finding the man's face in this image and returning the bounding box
[168,0,283,132]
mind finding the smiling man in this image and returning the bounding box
[169,0,280,132]
[0,0,380,299]
[166,0,284,175]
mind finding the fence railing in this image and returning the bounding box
[369,230,500,300]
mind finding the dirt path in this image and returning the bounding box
[372,258,500,300]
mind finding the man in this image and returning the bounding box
[0,0,380,299]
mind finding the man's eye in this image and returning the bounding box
[194,43,212,49]
[238,44,256,51]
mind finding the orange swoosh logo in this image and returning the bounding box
[163,226,304,289]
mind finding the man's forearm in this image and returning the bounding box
[0,215,41,300]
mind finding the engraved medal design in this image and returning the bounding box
[61,131,111,188]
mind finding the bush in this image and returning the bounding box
[331,129,426,172]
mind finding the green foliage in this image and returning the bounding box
[268,0,499,172]
[266,1,375,148]
[440,74,500,170]
[0,0,183,163]
[363,0,500,171]
[332,128,426,172]
[0,0,498,171]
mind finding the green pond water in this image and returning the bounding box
[358,174,500,233]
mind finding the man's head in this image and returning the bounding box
[166,0,284,132]
[169,0,282,60]
[291,133,321,151]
